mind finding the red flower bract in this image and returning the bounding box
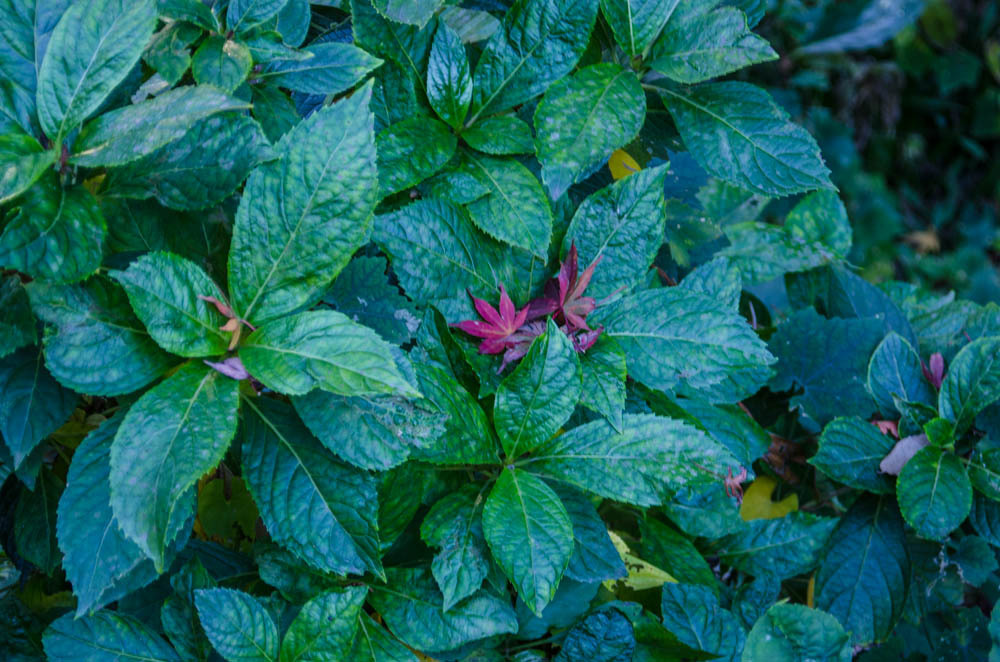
[527,243,602,332]
[453,285,529,355]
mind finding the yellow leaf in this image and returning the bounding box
[608,149,640,180]
[83,174,105,195]
[739,475,798,521]
[602,531,676,593]
[807,573,815,608]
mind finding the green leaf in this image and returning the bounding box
[468,0,599,121]
[523,414,743,507]
[939,337,1000,436]
[897,446,972,539]
[0,343,76,468]
[369,567,518,653]
[110,362,238,570]
[555,608,636,662]
[660,583,745,661]
[36,0,157,141]
[534,63,644,199]
[241,397,382,576]
[0,133,53,204]
[228,82,377,325]
[15,464,62,574]
[600,0,680,57]
[322,255,420,346]
[495,319,581,458]
[420,485,490,611]
[57,416,160,616]
[648,8,776,84]
[743,603,851,661]
[810,417,896,494]
[280,588,367,662]
[554,484,626,583]
[0,275,35,358]
[159,0,220,31]
[659,82,833,197]
[768,309,884,426]
[27,278,174,395]
[483,468,574,616]
[674,398,771,470]
[352,0,433,94]
[263,43,383,95]
[968,446,1000,500]
[350,612,419,662]
[192,37,253,93]
[784,190,852,259]
[195,588,279,662]
[578,335,627,431]
[460,115,534,155]
[377,116,457,196]
[427,19,471,129]
[563,164,668,300]
[593,288,775,393]
[71,86,251,168]
[228,0,289,32]
[43,610,181,662]
[105,113,270,212]
[715,512,837,579]
[144,21,199,84]
[112,251,231,358]
[0,176,106,284]
[638,517,714,587]
[867,332,936,417]
[240,310,419,397]
[461,151,553,258]
[373,0,443,26]
[795,0,924,55]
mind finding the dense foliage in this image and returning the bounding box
[0,0,998,660]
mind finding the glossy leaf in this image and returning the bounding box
[810,417,896,494]
[897,446,972,539]
[280,588,367,662]
[427,19,471,129]
[600,0,680,57]
[939,337,1000,436]
[376,116,457,196]
[0,132,53,203]
[743,603,851,661]
[195,588,279,662]
[263,43,383,95]
[43,610,181,662]
[191,37,253,93]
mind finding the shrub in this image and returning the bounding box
[0,0,998,660]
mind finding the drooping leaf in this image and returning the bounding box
[810,417,896,494]
[43,610,181,662]
[228,82,377,325]
[534,63,645,199]
[938,337,1000,437]
[420,485,491,611]
[743,603,851,661]
[638,517,715,588]
[110,362,239,571]
[483,468,574,616]
[660,583,745,662]
[241,397,382,577]
[280,588,367,662]
[36,0,157,141]
[659,82,833,197]
[427,19,471,129]
[896,446,972,540]
[112,251,232,358]
[195,587,279,662]
[263,42,383,95]
[376,116,457,196]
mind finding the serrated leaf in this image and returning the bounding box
[112,251,231,358]
[535,63,644,199]
[0,175,106,284]
[483,468,574,616]
[867,332,936,418]
[659,82,833,197]
[352,0,434,93]
[468,0,599,120]
[600,0,681,57]
[240,310,418,397]
[110,362,238,570]
[0,133,53,204]
[0,343,76,468]
[350,612,418,662]
[427,19,471,129]
[71,86,250,168]
[578,335,627,431]
[43,610,181,662]
[280,588,367,662]
[15,464,62,573]
[420,485,490,611]
[660,583,745,662]
[555,484,626,583]
[460,115,534,155]
[36,0,157,141]
[263,43,383,95]
[715,512,837,579]
[241,397,382,576]
[675,398,770,470]
[369,567,518,653]
[969,446,1000,501]
[638,517,714,587]
[897,446,972,539]
[649,8,776,84]
[555,608,636,662]
[814,496,909,646]
[27,278,174,395]
[743,603,851,661]
[377,116,457,196]
[228,83,377,325]
[523,414,743,507]
[373,0,443,26]
[810,417,896,494]
[192,37,253,93]
[563,164,667,300]
[939,337,1000,436]
[195,588,279,662]
[0,275,36,358]
[593,288,775,393]
[322,255,419,345]
[228,0,290,32]
[495,319,581,458]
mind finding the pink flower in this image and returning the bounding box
[453,285,529,355]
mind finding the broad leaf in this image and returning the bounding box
[743,603,851,661]
[376,116,457,196]
[110,362,239,570]
[796,0,925,54]
[352,0,434,94]
[36,0,157,141]
[939,337,1000,436]
[228,0,289,32]
[660,583,745,662]
[420,485,490,611]
[867,332,936,417]
[263,42,383,95]
[280,588,367,662]
[578,335,627,431]
[195,588,279,662]
[555,484,626,583]
[483,468,574,615]
[191,37,253,93]
[600,0,681,57]
[460,115,534,155]
[897,446,972,540]
[555,608,637,662]
[27,279,174,395]
[373,0,443,26]
[14,464,62,573]
[0,275,35,358]
[43,610,181,662]
[228,82,377,325]
[659,82,832,197]
[427,19,471,129]
[494,318,581,458]
[321,255,420,345]
[241,397,382,576]
[240,310,419,397]
[112,251,232,358]
[715,512,837,579]
[810,417,896,494]
[0,133,53,203]
[534,63,644,199]
[350,612,419,662]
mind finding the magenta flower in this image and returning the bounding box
[527,243,602,331]
[453,285,530,355]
